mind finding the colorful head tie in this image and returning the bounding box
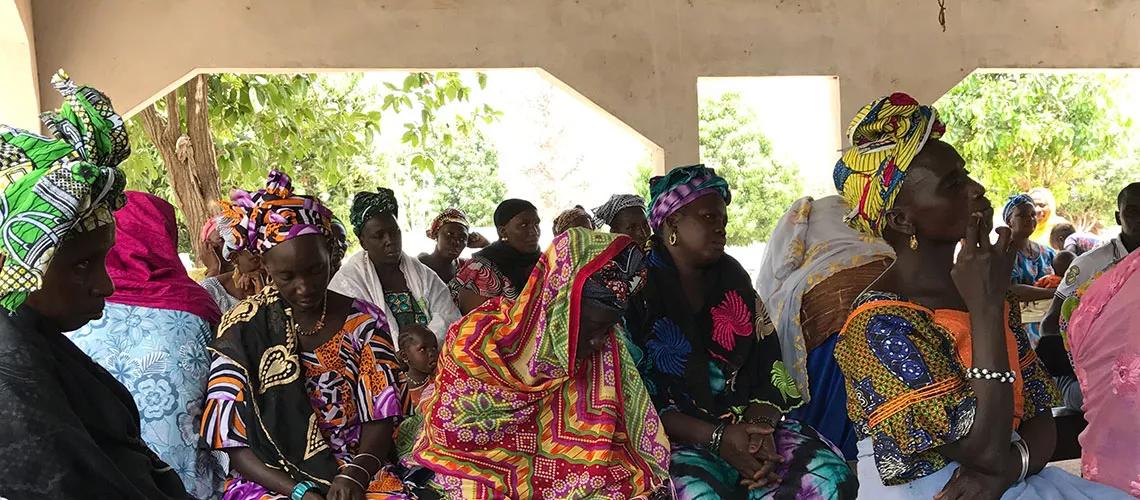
[0,70,129,310]
[349,187,398,235]
[647,164,730,231]
[247,170,334,255]
[426,208,470,240]
[833,92,945,236]
[1003,193,1035,224]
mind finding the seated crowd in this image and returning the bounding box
[0,75,1138,500]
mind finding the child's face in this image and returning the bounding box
[402,332,439,375]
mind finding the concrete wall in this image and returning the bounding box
[0,0,38,130]
[22,0,1140,168]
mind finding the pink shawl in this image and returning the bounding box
[1067,248,1140,494]
[106,192,222,325]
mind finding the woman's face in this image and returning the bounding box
[1008,203,1038,241]
[890,140,989,244]
[610,206,651,247]
[435,222,469,261]
[25,224,116,332]
[499,210,541,253]
[576,302,621,360]
[1031,192,1052,223]
[359,213,402,266]
[262,234,331,313]
[234,249,262,274]
[665,194,728,268]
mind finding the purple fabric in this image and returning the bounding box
[648,185,719,230]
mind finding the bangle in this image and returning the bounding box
[706,423,727,454]
[355,452,383,470]
[1013,438,1030,483]
[965,367,1016,383]
[335,473,366,492]
[340,462,371,480]
[291,481,317,500]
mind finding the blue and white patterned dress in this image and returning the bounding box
[69,302,225,500]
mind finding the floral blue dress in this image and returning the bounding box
[69,302,225,500]
[1012,241,1055,341]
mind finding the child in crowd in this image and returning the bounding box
[395,324,440,459]
[1050,223,1102,256]
[1037,250,1076,289]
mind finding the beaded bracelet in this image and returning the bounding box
[291,481,317,500]
[965,367,1016,383]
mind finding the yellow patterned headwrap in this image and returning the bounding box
[833,93,945,236]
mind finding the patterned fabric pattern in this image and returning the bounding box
[671,419,857,500]
[647,164,731,231]
[835,292,1060,485]
[448,254,518,302]
[1002,194,1035,224]
[426,208,469,239]
[0,70,129,310]
[218,189,256,261]
[201,299,406,499]
[552,206,595,235]
[413,230,670,499]
[247,170,335,255]
[833,92,945,236]
[383,290,429,329]
[69,303,225,499]
[592,194,646,228]
[349,188,399,234]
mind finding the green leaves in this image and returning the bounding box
[937,73,1134,229]
[698,92,802,245]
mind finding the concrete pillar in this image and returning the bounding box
[0,0,39,131]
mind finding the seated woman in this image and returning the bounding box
[552,205,595,235]
[0,71,188,498]
[755,195,894,463]
[627,165,856,499]
[413,229,671,498]
[1066,248,1140,494]
[330,189,460,348]
[200,171,411,500]
[449,199,542,313]
[201,190,269,313]
[592,194,651,247]
[69,192,225,499]
[1004,194,1057,344]
[832,93,1126,499]
[417,208,487,284]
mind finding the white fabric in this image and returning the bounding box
[1056,237,1129,302]
[855,438,1130,499]
[754,196,894,400]
[329,251,460,349]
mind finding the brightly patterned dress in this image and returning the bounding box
[627,240,857,499]
[201,291,408,499]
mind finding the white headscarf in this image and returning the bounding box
[755,196,894,401]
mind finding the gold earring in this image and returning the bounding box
[669,232,678,246]
[909,234,919,251]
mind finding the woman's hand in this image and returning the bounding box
[951,208,1015,316]
[935,465,1013,500]
[467,232,490,248]
[718,423,776,486]
[326,474,365,500]
[742,425,782,490]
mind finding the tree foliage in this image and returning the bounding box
[394,130,507,231]
[698,92,802,245]
[937,72,1136,228]
[120,72,496,253]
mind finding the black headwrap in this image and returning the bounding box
[349,188,399,234]
[493,199,537,227]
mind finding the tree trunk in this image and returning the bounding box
[138,74,222,265]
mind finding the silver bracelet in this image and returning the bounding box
[707,423,727,454]
[355,452,383,470]
[1013,438,1030,483]
[335,473,366,491]
[340,462,371,479]
[965,367,1016,383]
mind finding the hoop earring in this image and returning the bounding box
[909,234,919,251]
[669,232,678,246]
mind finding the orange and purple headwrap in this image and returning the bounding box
[833,92,945,237]
[426,208,470,240]
[247,170,336,255]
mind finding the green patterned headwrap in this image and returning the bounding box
[349,187,398,234]
[0,70,129,311]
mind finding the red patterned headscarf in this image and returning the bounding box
[247,170,336,255]
[426,208,470,240]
